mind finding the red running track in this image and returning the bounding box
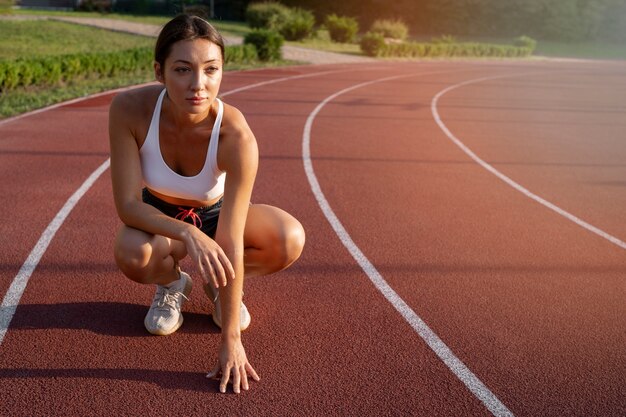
[0,60,625,416]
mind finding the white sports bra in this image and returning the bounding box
[139,89,225,201]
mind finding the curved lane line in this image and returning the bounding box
[0,66,378,347]
[0,160,110,344]
[431,73,626,250]
[302,71,514,417]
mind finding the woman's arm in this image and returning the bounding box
[108,91,234,287]
[209,105,260,393]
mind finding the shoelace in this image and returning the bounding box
[175,207,203,229]
[154,286,189,310]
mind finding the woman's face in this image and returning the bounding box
[156,38,223,115]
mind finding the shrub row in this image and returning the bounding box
[324,14,359,43]
[369,19,408,41]
[243,29,284,61]
[0,44,260,91]
[245,2,314,41]
[360,34,535,58]
[225,44,260,64]
[0,48,153,91]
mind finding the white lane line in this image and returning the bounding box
[302,71,514,417]
[431,73,626,250]
[0,159,110,344]
[0,66,386,347]
[221,67,363,97]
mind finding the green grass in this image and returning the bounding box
[0,59,296,118]
[287,38,362,55]
[0,20,154,59]
[7,9,250,38]
[0,71,154,117]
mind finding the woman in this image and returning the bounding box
[108,14,305,394]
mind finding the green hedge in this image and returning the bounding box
[360,32,386,57]
[246,2,315,41]
[369,19,409,41]
[245,2,291,30]
[360,35,535,58]
[0,47,152,91]
[225,44,259,64]
[325,14,359,43]
[0,45,261,91]
[280,8,315,41]
[244,29,284,61]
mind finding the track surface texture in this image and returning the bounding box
[1,60,625,417]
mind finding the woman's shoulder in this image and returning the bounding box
[110,84,164,123]
[216,100,258,169]
[219,100,253,141]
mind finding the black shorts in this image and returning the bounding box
[142,188,222,239]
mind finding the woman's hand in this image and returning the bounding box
[182,226,235,288]
[206,337,260,393]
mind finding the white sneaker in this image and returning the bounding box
[203,284,251,331]
[144,271,193,336]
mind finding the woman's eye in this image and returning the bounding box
[206,66,219,73]
[175,67,189,73]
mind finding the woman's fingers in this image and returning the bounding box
[246,362,260,382]
[220,365,232,393]
[232,366,241,394]
[197,256,218,288]
[196,248,233,288]
[240,365,249,391]
[193,251,208,284]
[207,362,257,393]
[218,251,236,281]
[209,252,228,287]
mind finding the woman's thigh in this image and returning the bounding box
[114,226,186,275]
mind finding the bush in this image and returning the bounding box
[280,8,315,41]
[245,2,291,31]
[244,29,284,61]
[360,31,386,57]
[225,44,259,65]
[514,35,537,53]
[325,14,359,43]
[369,19,408,41]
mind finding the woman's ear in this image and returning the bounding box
[154,61,164,83]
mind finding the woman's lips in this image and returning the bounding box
[187,97,206,104]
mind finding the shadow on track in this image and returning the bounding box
[9,302,220,336]
[0,367,224,392]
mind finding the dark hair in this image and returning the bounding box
[155,14,225,67]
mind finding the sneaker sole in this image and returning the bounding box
[145,274,193,336]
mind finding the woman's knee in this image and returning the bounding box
[114,227,162,283]
[266,217,305,271]
[245,205,305,273]
[282,219,305,267]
